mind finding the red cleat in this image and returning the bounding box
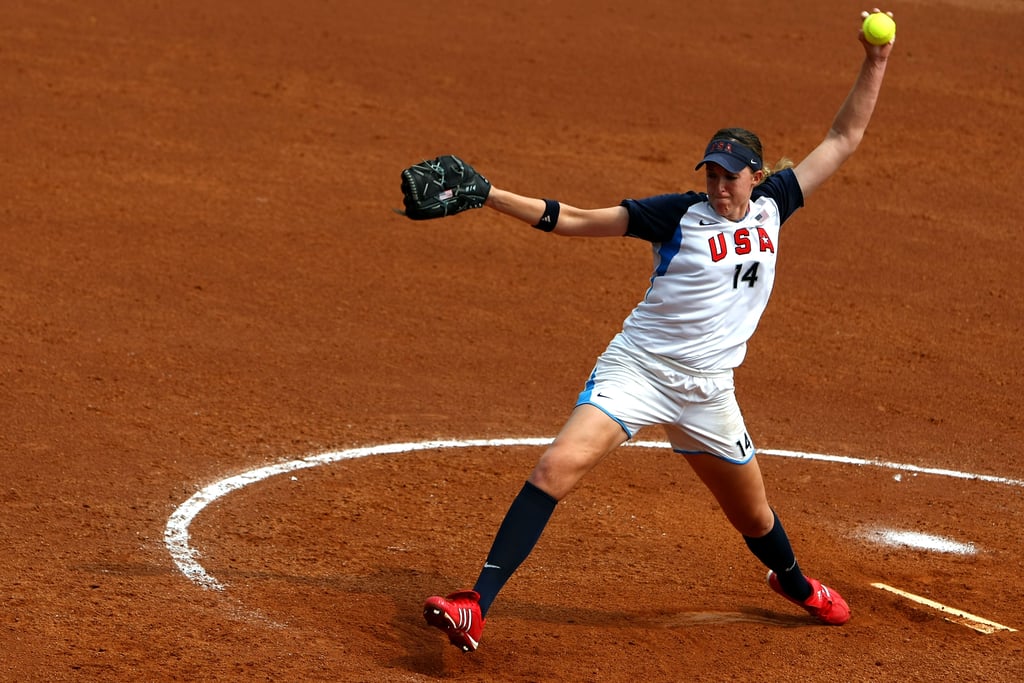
[767,571,850,625]
[423,590,485,652]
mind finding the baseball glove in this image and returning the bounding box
[399,155,491,220]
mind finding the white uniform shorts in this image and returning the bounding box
[576,333,755,464]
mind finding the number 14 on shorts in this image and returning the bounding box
[735,432,755,460]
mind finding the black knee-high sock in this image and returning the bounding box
[473,481,557,617]
[743,510,812,601]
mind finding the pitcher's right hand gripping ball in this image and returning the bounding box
[400,155,491,220]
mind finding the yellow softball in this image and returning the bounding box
[862,12,896,46]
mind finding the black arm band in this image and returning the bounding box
[532,199,559,232]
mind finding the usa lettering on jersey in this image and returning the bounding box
[708,227,776,262]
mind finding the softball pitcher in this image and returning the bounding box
[401,9,896,653]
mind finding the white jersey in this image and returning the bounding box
[618,169,804,371]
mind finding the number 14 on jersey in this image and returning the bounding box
[733,262,761,289]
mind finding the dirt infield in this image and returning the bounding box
[3,0,1023,680]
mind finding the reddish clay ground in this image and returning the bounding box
[3,0,1023,680]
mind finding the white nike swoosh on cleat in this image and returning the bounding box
[483,562,501,570]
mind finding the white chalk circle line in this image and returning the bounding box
[164,438,1024,591]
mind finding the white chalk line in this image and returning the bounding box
[163,437,1024,633]
[758,447,1024,488]
[164,438,551,590]
[872,582,1018,634]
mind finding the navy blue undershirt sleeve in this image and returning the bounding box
[620,191,704,243]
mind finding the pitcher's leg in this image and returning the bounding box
[425,405,626,651]
[684,453,849,625]
[474,405,627,613]
[684,453,808,588]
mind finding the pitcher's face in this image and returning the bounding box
[704,163,764,221]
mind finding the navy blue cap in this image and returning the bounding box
[694,139,763,173]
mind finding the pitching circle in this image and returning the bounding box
[164,437,1024,591]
